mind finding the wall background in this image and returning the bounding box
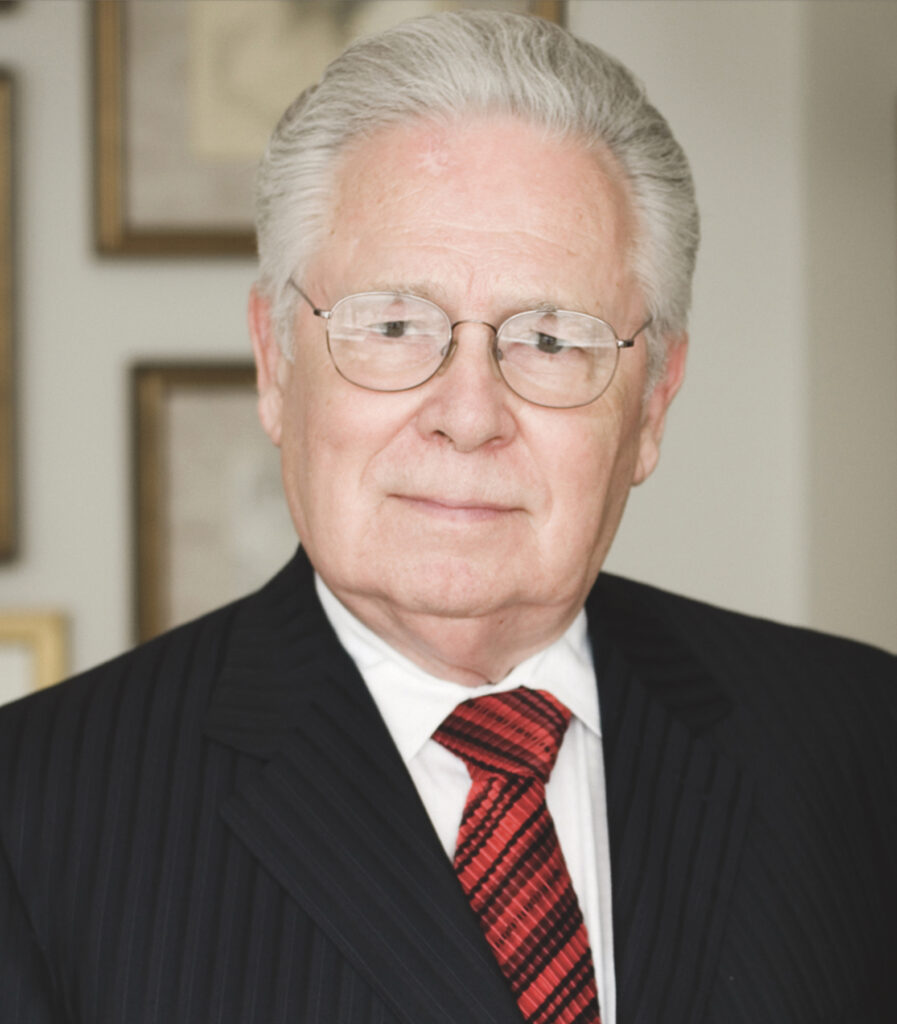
[0,0,894,676]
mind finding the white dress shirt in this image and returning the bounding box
[316,575,616,1023]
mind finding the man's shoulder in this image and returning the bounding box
[590,573,897,838]
[0,598,242,776]
[595,571,893,659]
[0,552,322,792]
[590,571,896,703]
[0,603,245,887]
[0,553,313,736]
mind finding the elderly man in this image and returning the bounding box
[1,11,894,1024]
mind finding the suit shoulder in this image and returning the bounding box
[591,574,897,839]
[591,571,896,720]
[0,599,242,798]
[595,572,894,668]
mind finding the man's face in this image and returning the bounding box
[252,114,684,639]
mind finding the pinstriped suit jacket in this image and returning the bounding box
[1,549,895,1023]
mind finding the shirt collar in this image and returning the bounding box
[315,574,600,766]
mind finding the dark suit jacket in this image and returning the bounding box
[1,550,895,1023]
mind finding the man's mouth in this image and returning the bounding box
[392,494,521,521]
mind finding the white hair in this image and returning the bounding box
[255,9,699,386]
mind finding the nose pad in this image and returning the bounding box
[486,337,505,381]
[437,337,458,374]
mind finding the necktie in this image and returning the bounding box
[433,687,601,1024]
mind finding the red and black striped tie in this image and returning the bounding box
[433,687,601,1024]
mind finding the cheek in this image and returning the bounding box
[539,402,643,542]
[278,371,406,524]
[276,368,341,540]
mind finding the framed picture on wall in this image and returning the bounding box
[0,612,67,708]
[133,362,297,643]
[0,72,14,559]
[93,0,564,255]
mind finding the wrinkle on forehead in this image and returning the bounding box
[352,221,633,322]
[315,113,643,323]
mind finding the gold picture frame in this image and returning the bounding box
[0,72,14,559]
[0,612,67,707]
[93,0,564,256]
[133,362,297,642]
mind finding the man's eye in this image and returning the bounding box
[374,320,409,338]
[535,332,566,354]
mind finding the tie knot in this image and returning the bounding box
[433,688,571,783]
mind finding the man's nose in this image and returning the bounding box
[414,321,515,452]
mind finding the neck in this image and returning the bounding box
[326,587,581,687]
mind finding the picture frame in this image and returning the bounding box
[133,362,297,643]
[0,611,67,707]
[0,72,14,559]
[93,0,564,256]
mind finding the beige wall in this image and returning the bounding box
[0,1,893,674]
[803,2,897,650]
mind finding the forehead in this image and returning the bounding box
[311,113,639,314]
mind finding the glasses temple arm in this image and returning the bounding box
[288,278,331,320]
[619,316,653,348]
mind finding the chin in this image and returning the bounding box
[376,556,519,620]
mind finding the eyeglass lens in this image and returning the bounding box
[324,292,622,409]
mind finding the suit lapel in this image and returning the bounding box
[589,575,753,1024]
[204,551,522,1024]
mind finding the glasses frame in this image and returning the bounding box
[289,280,651,409]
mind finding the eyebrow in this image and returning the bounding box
[360,282,568,316]
[362,281,449,304]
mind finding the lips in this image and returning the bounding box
[393,494,521,520]
[404,495,515,510]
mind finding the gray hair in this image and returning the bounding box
[255,9,699,386]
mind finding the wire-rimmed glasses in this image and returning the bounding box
[290,281,651,409]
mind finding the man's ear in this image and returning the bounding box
[633,333,688,486]
[248,286,286,447]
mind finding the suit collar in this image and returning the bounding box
[204,550,349,756]
[205,555,737,756]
